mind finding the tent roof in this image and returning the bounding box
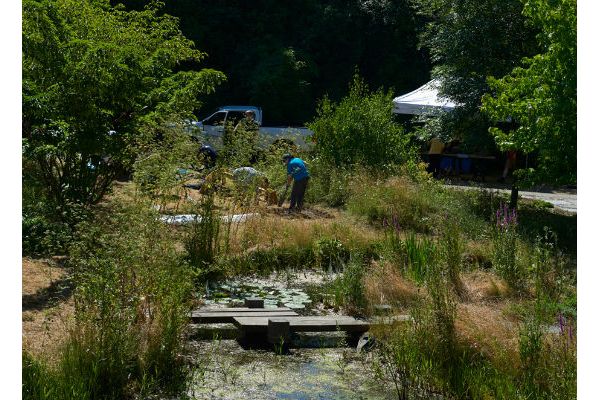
[392,79,457,115]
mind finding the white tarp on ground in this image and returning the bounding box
[392,79,457,115]
[160,213,259,225]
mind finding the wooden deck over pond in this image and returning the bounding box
[191,307,298,323]
[233,315,369,334]
[191,302,370,348]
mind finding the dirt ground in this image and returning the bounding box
[22,257,74,363]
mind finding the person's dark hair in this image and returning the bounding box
[282,153,293,162]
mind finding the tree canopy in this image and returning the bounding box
[482,0,576,185]
[115,0,432,125]
[410,0,539,150]
[23,0,226,206]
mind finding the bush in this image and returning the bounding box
[313,237,350,272]
[308,74,415,169]
[303,157,354,207]
[22,182,90,256]
[348,176,436,233]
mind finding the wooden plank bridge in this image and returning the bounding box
[191,298,370,348]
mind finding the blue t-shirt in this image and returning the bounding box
[287,158,309,181]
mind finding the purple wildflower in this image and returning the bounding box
[568,325,573,342]
[558,313,565,335]
[496,202,518,230]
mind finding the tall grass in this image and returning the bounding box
[383,218,436,285]
[440,219,466,297]
[23,200,193,399]
[492,203,526,292]
[185,193,226,281]
[324,257,368,315]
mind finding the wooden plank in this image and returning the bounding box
[191,310,298,324]
[233,316,369,334]
[193,307,293,313]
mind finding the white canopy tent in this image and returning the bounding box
[392,79,457,115]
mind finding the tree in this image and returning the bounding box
[482,0,576,185]
[22,0,226,207]
[411,0,538,150]
[117,0,431,125]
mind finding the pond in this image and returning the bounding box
[186,339,395,399]
[201,270,335,312]
[188,271,396,398]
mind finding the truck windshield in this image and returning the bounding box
[203,112,226,126]
[227,111,246,127]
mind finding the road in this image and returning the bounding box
[446,184,577,214]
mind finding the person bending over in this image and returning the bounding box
[282,154,310,212]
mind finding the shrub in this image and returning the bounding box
[518,312,576,399]
[349,176,436,233]
[313,237,349,273]
[308,74,415,169]
[22,172,90,256]
[439,219,466,297]
[303,156,354,207]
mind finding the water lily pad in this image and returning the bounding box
[284,303,306,310]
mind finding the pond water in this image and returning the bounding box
[201,271,335,312]
[188,271,396,398]
[186,339,395,399]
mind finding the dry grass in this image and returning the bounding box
[462,270,510,301]
[22,257,74,365]
[226,205,383,254]
[455,301,520,370]
[363,261,422,311]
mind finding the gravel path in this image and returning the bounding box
[446,184,577,214]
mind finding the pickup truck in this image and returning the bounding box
[190,106,313,149]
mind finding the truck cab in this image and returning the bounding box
[198,106,263,137]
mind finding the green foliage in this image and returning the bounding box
[185,194,225,281]
[348,176,437,234]
[492,204,526,292]
[133,125,202,203]
[482,0,577,185]
[440,219,466,297]
[326,258,368,315]
[54,201,191,398]
[303,157,354,207]
[313,237,350,273]
[221,120,260,167]
[384,228,436,285]
[22,351,58,400]
[518,312,577,399]
[133,0,431,125]
[412,0,538,148]
[22,0,225,208]
[223,245,316,278]
[308,75,415,168]
[22,183,89,255]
